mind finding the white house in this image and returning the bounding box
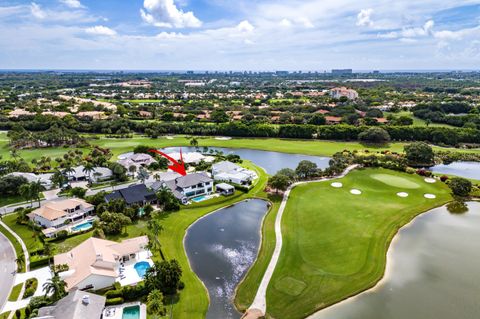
[30,198,94,230]
[168,152,215,165]
[8,172,54,189]
[211,161,257,186]
[164,172,214,204]
[55,236,149,291]
[66,166,113,183]
[118,153,156,170]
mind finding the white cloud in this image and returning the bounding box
[356,8,373,27]
[378,20,434,39]
[236,20,254,32]
[30,2,46,19]
[85,25,117,36]
[140,0,202,28]
[59,0,84,9]
[280,19,292,27]
[434,25,480,41]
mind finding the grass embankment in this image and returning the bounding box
[264,168,451,319]
[0,221,25,272]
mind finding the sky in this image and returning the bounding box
[0,0,479,71]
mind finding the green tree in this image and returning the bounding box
[307,114,326,125]
[145,260,182,295]
[137,168,150,184]
[189,137,199,148]
[82,163,95,183]
[268,173,291,194]
[448,177,472,197]
[404,142,434,165]
[19,183,34,207]
[147,218,165,260]
[147,289,166,317]
[210,109,229,123]
[42,274,67,301]
[295,160,318,179]
[358,127,391,144]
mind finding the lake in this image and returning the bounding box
[429,161,480,180]
[309,201,480,319]
[184,199,269,319]
[162,146,331,174]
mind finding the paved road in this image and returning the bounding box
[0,231,16,313]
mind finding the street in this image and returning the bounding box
[0,231,16,313]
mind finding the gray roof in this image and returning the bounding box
[212,161,240,173]
[216,183,235,190]
[36,289,106,319]
[175,172,212,188]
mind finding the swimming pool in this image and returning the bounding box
[122,305,140,319]
[192,195,208,203]
[71,221,93,232]
[134,261,150,278]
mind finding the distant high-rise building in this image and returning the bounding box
[276,71,289,75]
[373,70,380,74]
[186,71,194,74]
[331,69,353,75]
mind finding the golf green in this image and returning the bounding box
[265,168,451,319]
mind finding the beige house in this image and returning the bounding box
[55,236,149,291]
[30,198,94,231]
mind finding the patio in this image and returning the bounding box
[116,250,154,286]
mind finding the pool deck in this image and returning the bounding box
[103,302,147,319]
[116,250,154,287]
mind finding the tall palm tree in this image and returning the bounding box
[189,137,199,149]
[137,168,150,184]
[147,218,165,260]
[82,163,95,184]
[29,181,45,206]
[43,274,67,301]
[19,183,33,207]
[62,165,75,186]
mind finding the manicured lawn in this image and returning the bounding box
[8,283,23,301]
[0,195,24,208]
[384,111,454,128]
[265,168,452,319]
[2,214,44,253]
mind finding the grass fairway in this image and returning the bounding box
[265,168,452,319]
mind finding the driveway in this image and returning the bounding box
[0,231,16,313]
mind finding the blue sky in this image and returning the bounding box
[0,0,479,70]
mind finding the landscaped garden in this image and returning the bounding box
[264,168,452,319]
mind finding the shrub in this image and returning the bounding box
[406,167,416,174]
[56,230,68,239]
[105,290,123,299]
[105,297,124,306]
[23,278,38,298]
[449,177,472,197]
[440,175,449,182]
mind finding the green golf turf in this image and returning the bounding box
[265,168,452,319]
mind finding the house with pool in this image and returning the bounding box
[211,161,257,186]
[161,172,214,204]
[29,198,95,238]
[54,236,152,291]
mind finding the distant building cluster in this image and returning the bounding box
[329,87,359,100]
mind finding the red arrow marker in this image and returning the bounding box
[148,148,187,176]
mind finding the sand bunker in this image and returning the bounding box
[397,192,409,198]
[331,182,343,188]
[215,136,232,140]
[165,136,174,140]
[424,194,436,199]
[424,177,436,184]
[350,189,362,195]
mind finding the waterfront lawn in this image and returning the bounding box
[8,283,23,301]
[265,168,452,319]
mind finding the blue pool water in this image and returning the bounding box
[134,261,150,278]
[122,305,140,319]
[71,221,93,232]
[192,195,208,203]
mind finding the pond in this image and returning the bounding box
[185,199,269,319]
[162,146,331,174]
[429,161,480,180]
[309,201,480,319]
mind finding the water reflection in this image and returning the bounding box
[430,161,480,180]
[185,199,269,319]
[310,202,480,319]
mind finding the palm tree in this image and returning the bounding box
[153,173,161,181]
[147,289,166,317]
[82,163,95,184]
[137,168,150,184]
[129,165,137,177]
[43,274,67,301]
[147,218,165,260]
[19,183,33,207]
[189,137,199,148]
[29,181,45,207]
[63,165,75,186]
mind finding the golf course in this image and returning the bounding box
[263,168,452,319]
